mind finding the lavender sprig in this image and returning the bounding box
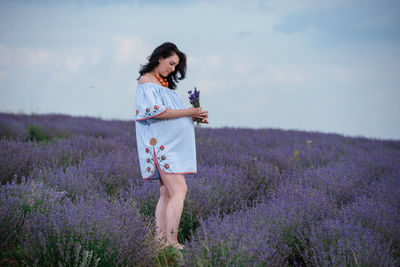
[188,87,201,125]
[188,87,200,107]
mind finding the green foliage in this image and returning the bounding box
[138,197,200,244]
[178,201,200,244]
[0,245,31,266]
[26,124,50,144]
[34,231,118,267]
[21,198,43,215]
[154,245,183,267]
[195,243,250,267]
[0,212,27,265]
[138,197,158,218]
[280,226,308,266]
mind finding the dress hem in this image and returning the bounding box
[142,146,196,180]
[142,171,197,181]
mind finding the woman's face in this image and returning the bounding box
[156,52,180,78]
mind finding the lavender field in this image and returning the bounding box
[1,112,399,266]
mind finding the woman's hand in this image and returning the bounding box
[188,107,208,123]
[192,116,209,124]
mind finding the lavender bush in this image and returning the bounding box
[1,177,155,266]
[184,181,339,266]
[299,217,399,266]
[1,112,399,266]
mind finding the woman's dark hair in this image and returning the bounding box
[137,42,186,90]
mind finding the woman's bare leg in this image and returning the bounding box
[155,184,170,244]
[159,172,187,247]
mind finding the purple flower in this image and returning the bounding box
[1,112,400,266]
[188,87,200,107]
[188,87,202,125]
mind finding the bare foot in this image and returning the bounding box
[155,236,169,249]
[172,242,185,250]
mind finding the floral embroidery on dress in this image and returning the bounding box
[155,145,170,171]
[143,144,170,174]
[144,105,161,118]
[136,110,139,115]
[144,147,154,174]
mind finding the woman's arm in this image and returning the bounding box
[156,107,208,120]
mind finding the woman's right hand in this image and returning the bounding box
[188,107,208,120]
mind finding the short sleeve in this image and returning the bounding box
[135,83,168,123]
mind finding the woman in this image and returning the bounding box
[135,42,208,250]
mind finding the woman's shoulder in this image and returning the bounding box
[138,76,171,93]
[138,73,156,85]
[137,75,164,92]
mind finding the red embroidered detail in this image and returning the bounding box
[143,144,171,176]
[136,110,139,115]
[144,106,162,118]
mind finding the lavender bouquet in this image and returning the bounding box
[188,87,202,125]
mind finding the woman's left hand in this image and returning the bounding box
[192,116,209,124]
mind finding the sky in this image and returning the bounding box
[0,0,399,140]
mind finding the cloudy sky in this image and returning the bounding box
[0,0,399,140]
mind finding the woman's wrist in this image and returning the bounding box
[156,108,191,119]
[185,108,193,117]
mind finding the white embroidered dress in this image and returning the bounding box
[135,82,197,180]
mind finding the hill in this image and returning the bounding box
[1,112,399,266]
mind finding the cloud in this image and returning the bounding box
[232,61,252,75]
[235,31,252,39]
[195,79,225,97]
[25,49,52,66]
[113,36,152,69]
[0,44,54,68]
[0,44,102,74]
[62,51,101,72]
[248,64,311,87]
[0,71,7,81]
[188,54,310,96]
[322,65,353,83]
[186,54,224,95]
[188,54,223,73]
[274,0,400,43]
